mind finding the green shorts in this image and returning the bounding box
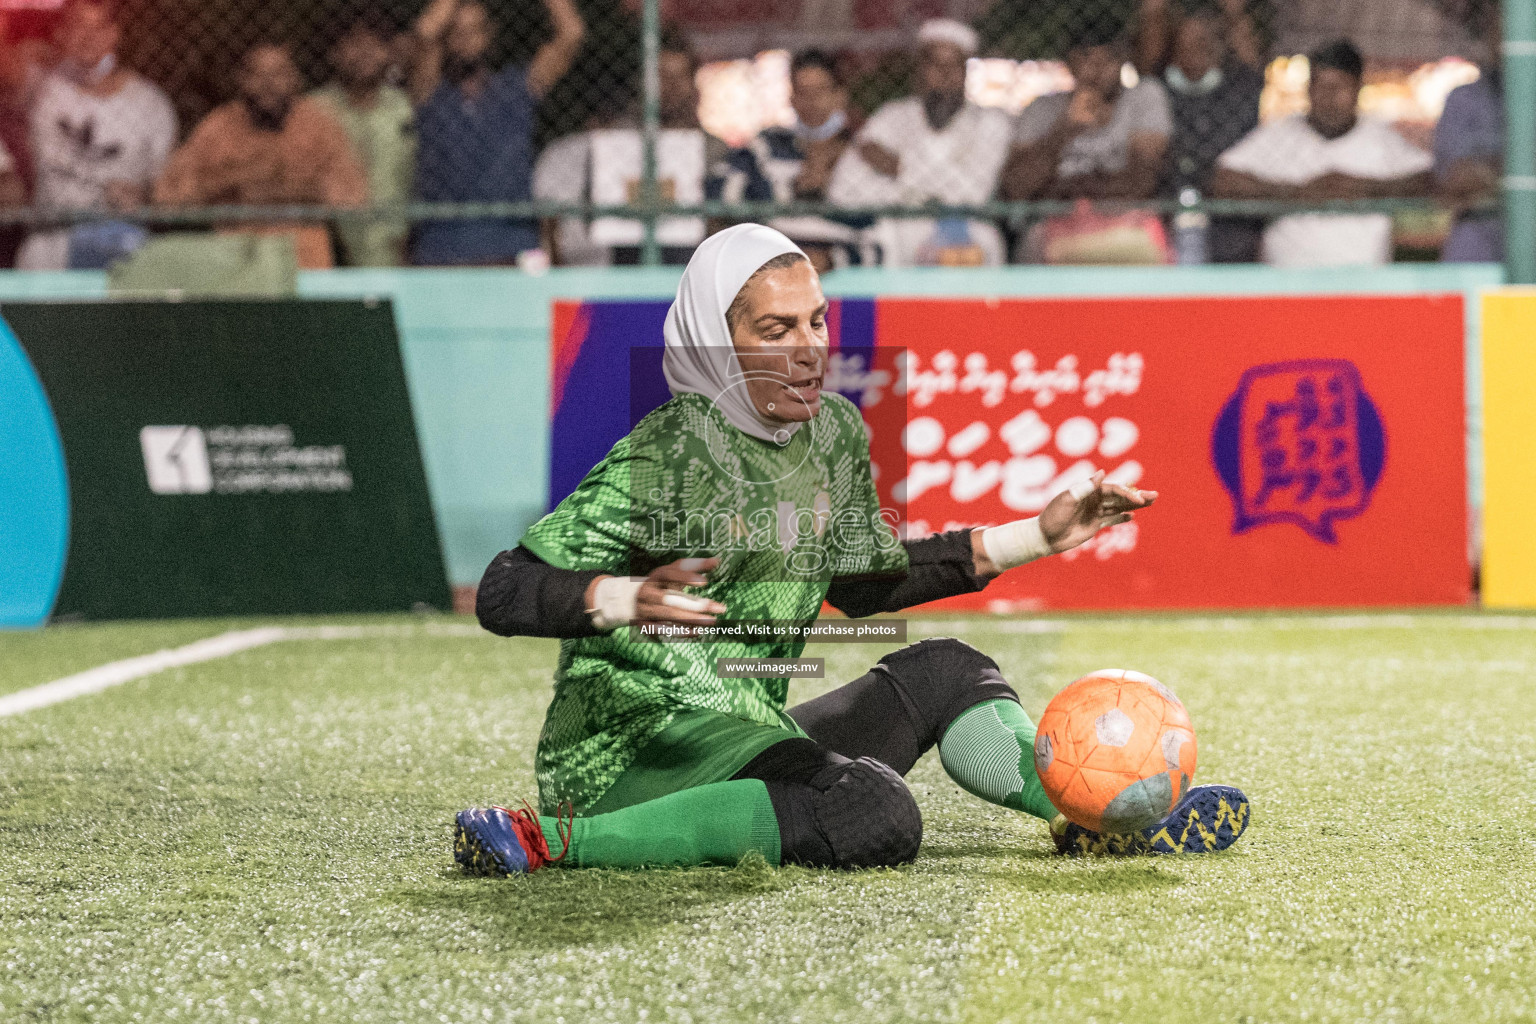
[586,708,808,815]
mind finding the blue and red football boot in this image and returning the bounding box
[1051,784,1250,856]
[453,803,572,876]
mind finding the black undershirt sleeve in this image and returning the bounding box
[477,530,991,637]
[823,529,991,618]
[475,545,606,639]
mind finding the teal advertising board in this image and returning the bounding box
[0,300,450,623]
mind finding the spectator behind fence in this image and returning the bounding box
[531,112,605,267]
[18,0,175,271]
[534,31,719,266]
[409,0,584,266]
[614,33,716,263]
[0,129,22,221]
[1003,23,1171,263]
[1435,7,1501,262]
[828,19,1012,266]
[1004,24,1170,202]
[0,15,34,266]
[1136,0,1264,261]
[710,50,869,272]
[155,43,368,269]
[1211,39,1432,267]
[311,14,415,266]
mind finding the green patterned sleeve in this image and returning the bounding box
[827,395,909,578]
[855,437,909,577]
[520,435,662,573]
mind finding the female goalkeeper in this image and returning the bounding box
[455,224,1248,874]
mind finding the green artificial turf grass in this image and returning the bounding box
[0,620,226,698]
[2,615,1533,1023]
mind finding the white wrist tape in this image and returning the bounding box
[586,576,645,631]
[980,517,1053,571]
[1068,477,1098,501]
[981,477,1105,572]
[662,593,715,613]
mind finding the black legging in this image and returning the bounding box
[730,637,1019,868]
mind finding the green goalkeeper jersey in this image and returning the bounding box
[521,391,907,813]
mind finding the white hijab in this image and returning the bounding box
[663,223,807,444]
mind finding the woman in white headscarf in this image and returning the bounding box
[453,224,1239,880]
[661,223,817,444]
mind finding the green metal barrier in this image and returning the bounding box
[1506,0,1536,284]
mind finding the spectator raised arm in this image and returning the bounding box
[409,0,582,265]
[1140,0,1260,74]
[1134,0,1174,77]
[408,0,457,107]
[526,0,584,97]
[411,0,582,106]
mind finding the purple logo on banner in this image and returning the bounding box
[1211,359,1386,544]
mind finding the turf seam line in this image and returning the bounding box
[907,614,1536,634]
[0,622,484,718]
[6,614,1532,719]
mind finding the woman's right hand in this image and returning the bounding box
[634,556,727,625]
[584,557,727,630]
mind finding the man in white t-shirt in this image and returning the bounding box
[19,0,177,270]
[827,19,1012,266]
[1211,38,1432,267]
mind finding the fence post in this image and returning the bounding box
[1505,0,1536,283]
[640,0,661,266]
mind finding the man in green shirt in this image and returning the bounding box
[311,16,414,266]
[456,224,1250,874]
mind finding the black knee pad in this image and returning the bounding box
[806,756,922,869]
[876,638,1018,746]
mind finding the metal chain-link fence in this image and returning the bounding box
[0,0,1511,270]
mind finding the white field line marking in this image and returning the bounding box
[0,622,484,719]
[0,627,286,718]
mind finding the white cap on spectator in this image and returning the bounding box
[917,18,979,56]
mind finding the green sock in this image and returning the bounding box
[538,778,782,868]
[939,699,1059,821]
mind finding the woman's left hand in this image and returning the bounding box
[1038,470,1157,554]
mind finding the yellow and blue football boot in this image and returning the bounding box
[1052,784,1250,856]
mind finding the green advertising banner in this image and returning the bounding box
[1,299,450,621]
